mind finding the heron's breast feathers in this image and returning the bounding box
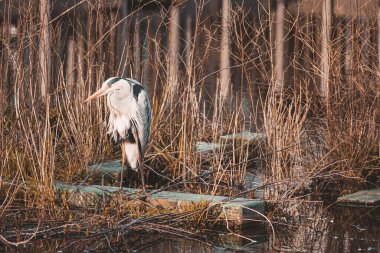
[108,114,132,143]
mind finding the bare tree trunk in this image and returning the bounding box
[219,0,231,100]
[345,20,353,76]
[142,17,152,86]
[87,10,94,91]
[167,4,180,98]
[97,3,104,81]
[320,0,332,101]
[76,17,85,86]
[133,15,141,81]
[39,0,50,98]
[119,0,129,77]
[66,36,75,85]
[274,0,285,93]
[0,20,9,120]
[378,1,380,73]
[185,14,192,68]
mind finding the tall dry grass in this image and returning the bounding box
[263,10,380,199]
[0,0,256,219]
[0,0,378,220]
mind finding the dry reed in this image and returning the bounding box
[0,0,379,246]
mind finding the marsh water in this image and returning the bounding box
[2,202,378,253]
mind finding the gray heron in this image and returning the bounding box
[84,77,152,193]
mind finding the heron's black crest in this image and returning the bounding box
[107,77,122,86]
[132,84,144,100]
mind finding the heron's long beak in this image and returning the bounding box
[84,86,109,102]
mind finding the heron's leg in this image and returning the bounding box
[120,142,126,189]
[139,163,146,194]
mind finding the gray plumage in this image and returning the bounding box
[106,77,151,168]
[85,77,152,191]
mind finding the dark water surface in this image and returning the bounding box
[2,203,378,253]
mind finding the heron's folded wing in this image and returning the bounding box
[117,81,151,153]
[135,89,152,152]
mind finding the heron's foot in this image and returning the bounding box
[136,192,147,204]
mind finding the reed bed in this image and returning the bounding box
[263,11,380,199]
[0,0,379,247]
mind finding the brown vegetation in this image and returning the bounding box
[0,0,379,248]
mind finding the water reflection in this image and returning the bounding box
[126,231,266,253]
[269,202,379,253]
[1,203,378,252]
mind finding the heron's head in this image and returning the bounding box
[84,77,125,102]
